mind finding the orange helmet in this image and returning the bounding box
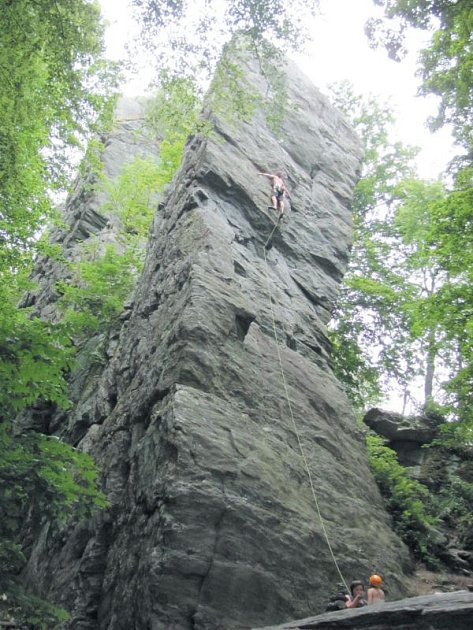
[369,574,382,587]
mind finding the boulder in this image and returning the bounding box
[363,408,440,466]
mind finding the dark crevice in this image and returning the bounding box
[108,391,118,411]
[193,188,209,203]
[292,276,325,309]
[233,260,248,277]
[298,338,324,356]
[286,334,297,351]
[308,252,341,279]
[71,417,94,447]
[148,386,171,409]
[310,163,321,179]
[235,312,255,341]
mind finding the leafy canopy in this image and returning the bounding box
[328,83,423,409]
[0,1,116,623]
[0,0,116,269]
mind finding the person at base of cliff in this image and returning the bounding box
[257,170,290,217]
[345,580,368,608]
[367,574,385,605]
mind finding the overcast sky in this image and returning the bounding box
[99,0,455,180]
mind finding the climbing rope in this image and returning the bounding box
[264,215,282,248]
[262,243,350,594]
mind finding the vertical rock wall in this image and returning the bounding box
[24,50,412,629]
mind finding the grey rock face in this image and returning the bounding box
[363,408,440,466]
[23,49,413,629]
[253,590,473,629]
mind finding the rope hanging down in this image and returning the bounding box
[262,245,350,594]
[264,215,282,249]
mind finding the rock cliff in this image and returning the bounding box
[23,46,413,629]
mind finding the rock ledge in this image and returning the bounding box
[253,590,473,629]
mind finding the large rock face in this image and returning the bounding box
[23,48,413,629]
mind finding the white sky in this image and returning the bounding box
[99,0,455,180]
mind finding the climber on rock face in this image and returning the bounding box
[257,170,289,217]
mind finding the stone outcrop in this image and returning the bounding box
[22,45,413,629]
[364,408,473,574]
[253,590,473,629]
[363,408,441,467]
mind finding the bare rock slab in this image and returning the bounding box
[253,591,473,629]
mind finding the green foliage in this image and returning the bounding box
[131,0,321,65]
[329,320,381,409]
[0,423,108,625]
[145,76,209,183]
[368,428,473,564]
[146,75,205,140]
[210,54,261,124]
[103,157,163,237]
[130,2,320,134]
[0,274,74,415]
[367,0,472,146]
[58,243,141,333]
[0,0,117,270]
[328,82,473,424]
[365,4,473,433]
[0,589,69,630]
[58,139,184,336]
[0,426,107,533]
[328,84,428,408]
[395,174,473,439]
[0,2,117,623]
[366,434,439,561]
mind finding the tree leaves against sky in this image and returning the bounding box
[130,0,320,85]
[363,0,473,441]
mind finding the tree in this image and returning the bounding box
[0,0,116,269]
[131,0,321,62]
[366,0,473,441]
[425,175,473,442]
[0,1,116,623]
[366,0,473,146]
[126,0,323,132]
[393,179,448,405]
[328,83,421,409]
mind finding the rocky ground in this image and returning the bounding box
[406,563,473,597]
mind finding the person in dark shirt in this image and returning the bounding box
[345,580,368,609]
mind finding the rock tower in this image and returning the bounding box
[23,46,412,629]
